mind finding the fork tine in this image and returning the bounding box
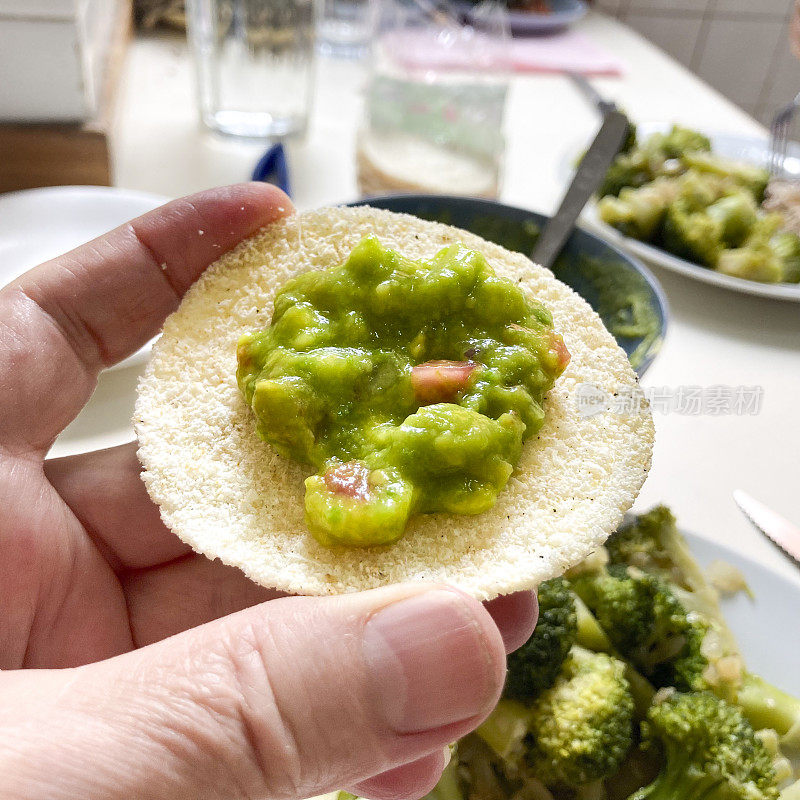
[770,93,800,178]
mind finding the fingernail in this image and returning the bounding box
[363,589,500,733]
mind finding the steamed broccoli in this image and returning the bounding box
[682,151,770,202]
[505,577,577,702]
[661,197,724,266]
[525,647,635,788]
[598,150,654,197]
[597,177,681,240]
[607,506,741,636]
[707,193,759,247]
[717,245,784,282]
[621,119,639,155]
[629,691,780,800]
[599,126,711,199]
[656,125,712,159]
[607,508,800,748]
[771,231,800,283]
[572,566,708,693]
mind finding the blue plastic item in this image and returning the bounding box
[251,143,292,197]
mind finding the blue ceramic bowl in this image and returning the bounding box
[349,195,668,376]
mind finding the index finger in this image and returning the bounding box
[0,183,291,455]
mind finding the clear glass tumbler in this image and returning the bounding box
[187,0,318,139]
[317,0,375,58]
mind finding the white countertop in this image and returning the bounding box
[65,11,800,585]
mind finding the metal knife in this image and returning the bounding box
[568,71,619,116]
[531,107,630,269]
[733,489,800,565]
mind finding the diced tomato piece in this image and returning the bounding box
[323,461,371,500]
[549,332,571,372]
[411,360,478,404]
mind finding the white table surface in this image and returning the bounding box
[65,11,800,585]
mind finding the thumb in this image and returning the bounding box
[1,584,506,800]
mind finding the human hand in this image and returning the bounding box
[0,184,537,800]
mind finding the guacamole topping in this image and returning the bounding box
[236,236,569,547]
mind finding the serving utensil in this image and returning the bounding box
[734,489,800,566]
[568,71,618,115]
[531,106,629,268]
[531,74,630,269]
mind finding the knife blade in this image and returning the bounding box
[733,489,800,565]
[531,108,630,269]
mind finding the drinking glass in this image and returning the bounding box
[317,0,376,58]
[187,0,318,139]
[357,0,511,198]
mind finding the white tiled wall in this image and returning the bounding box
[594,0,800,126]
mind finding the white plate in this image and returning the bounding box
[573,125,800,302]
[684,530,800,698]
[0,185,170,368]
[0,186,170,458]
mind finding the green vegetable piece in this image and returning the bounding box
[598,177,680,240]
[682,151,770,203]
[629,691,780,800]
[658,125,712,158]
[476,698,533,763]
[738,673,800,749]
[526,646,635,788]
[572,565,708,692]
[707,193,758,247]
[771,231,800,283]
[505,577,578,702]
[574,593,613,653]
[662,198,723,267]
[717,246,784,283]
[608,508,800,744]
[599,150,654,198]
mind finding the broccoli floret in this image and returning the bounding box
[716,214,785,282]
[770,231,800,283]
[738,674,800,752]
[598,125,704,198]
[629,691,780,800]
[572,566,708,692]
[607,509,800,748]
[525,646,635,788]
[599,150,654,198]
[682,151,769,202]
[707,193,758,247]
[598,177,681,240]
[607,507,739,626]
[504,578,577,702]
[607,506,684,578]
[658,125,712,159]
[661,198,724,267]
[476,698,532,764]
[717,245,784,283]
[621,119,638,155]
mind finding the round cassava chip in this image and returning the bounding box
[135,206,654,601]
